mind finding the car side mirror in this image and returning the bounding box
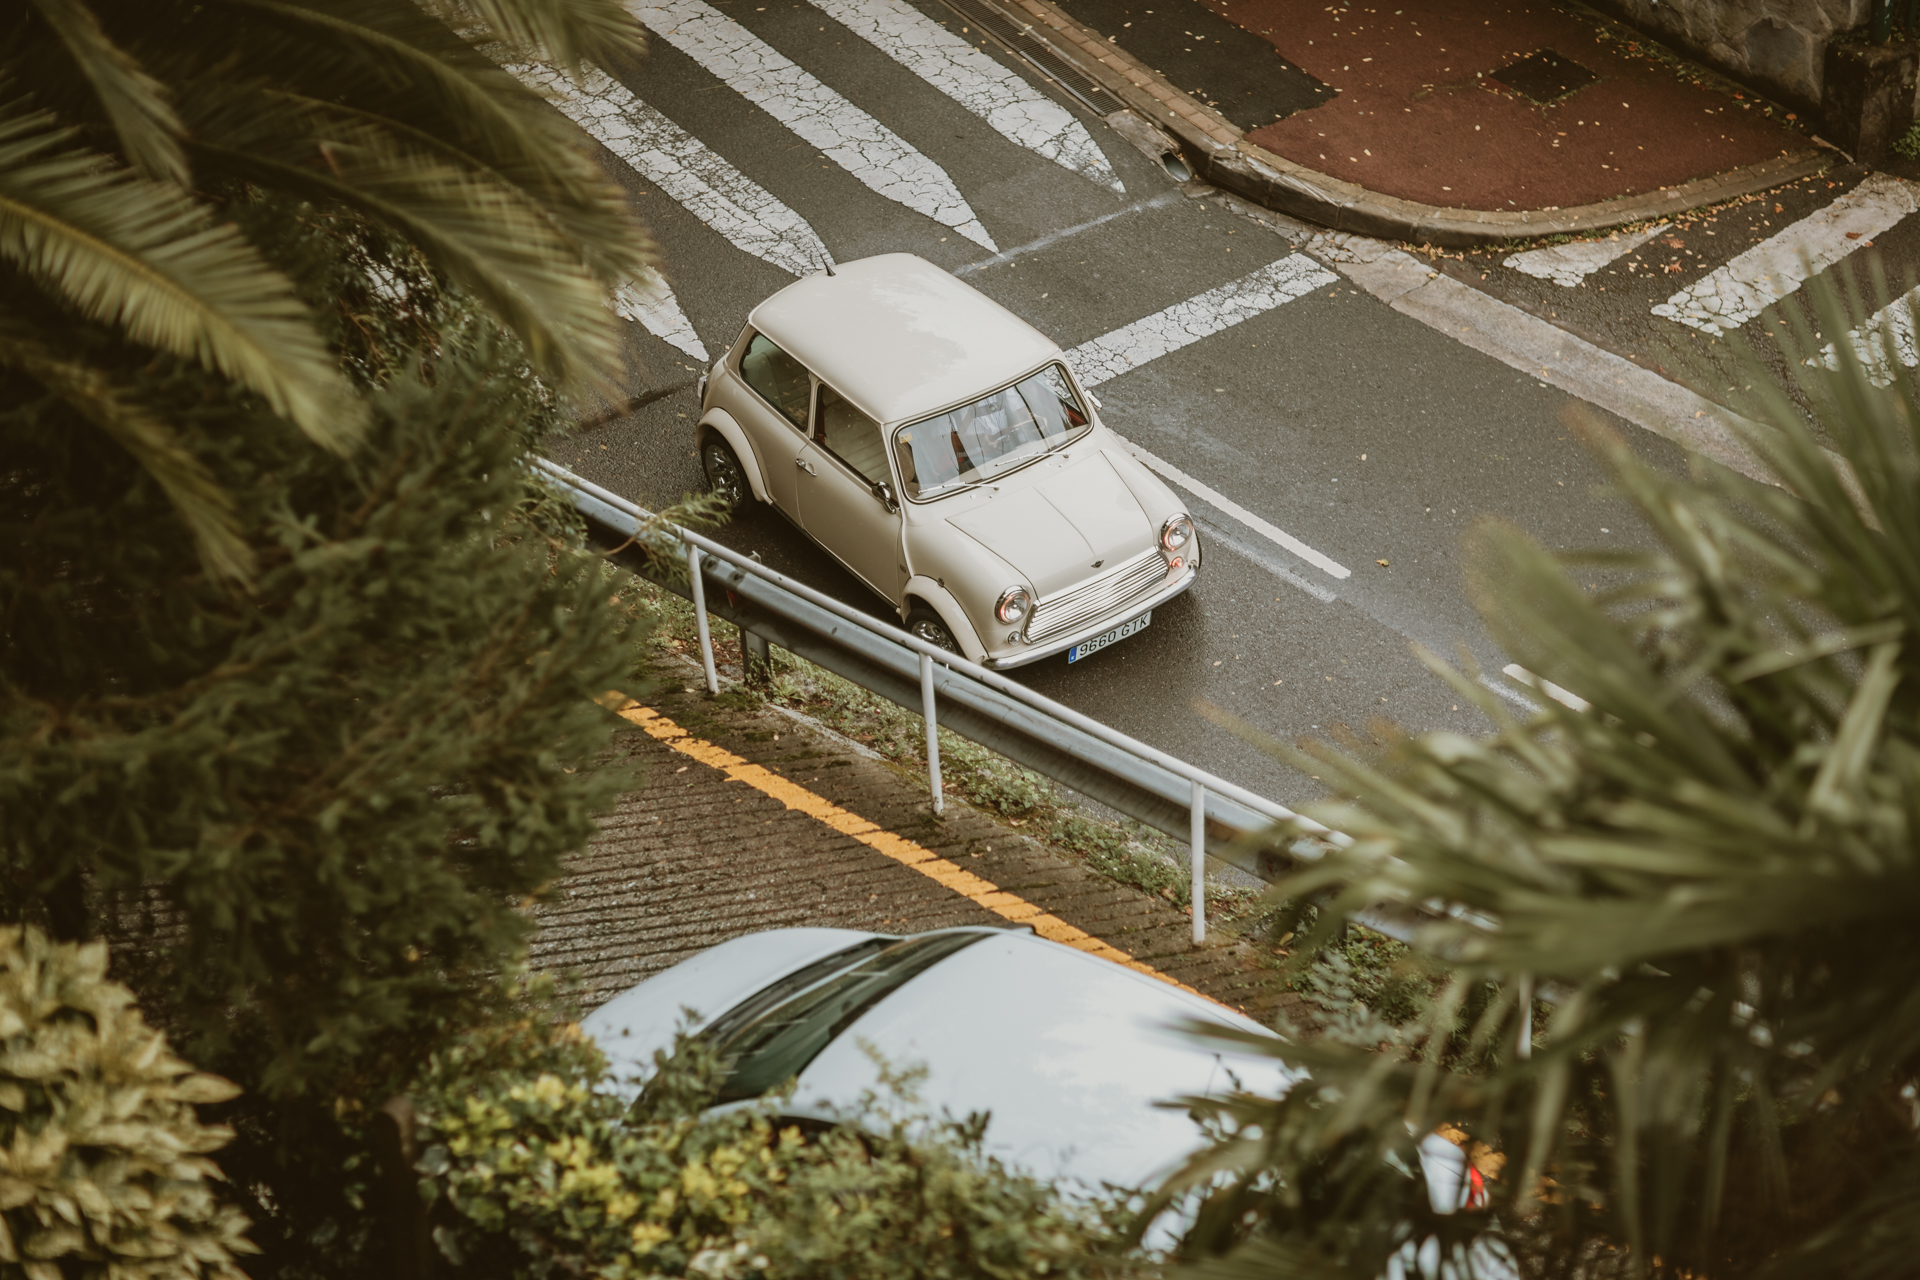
[872,480,898,512]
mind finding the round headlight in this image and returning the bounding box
[1160,514,1194,554]
[995,586,1033,624]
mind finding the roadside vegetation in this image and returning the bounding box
[1157,282,1920,1279]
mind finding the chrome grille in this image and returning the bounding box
[1024,549,1166,647]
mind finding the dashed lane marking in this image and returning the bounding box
[800,0,1121,192]
[1652,174,1920,334]
[1111,434,1351,581]
[630,0,998,250]
[955,190,1182,276]
[1819,283,1920,383]
[502,58,829,279]
[613,699,1203,996]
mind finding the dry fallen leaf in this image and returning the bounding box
[1376,558,1390,567]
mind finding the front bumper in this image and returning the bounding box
[982,562,1198,669]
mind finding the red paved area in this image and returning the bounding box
[1196,0,1809,209]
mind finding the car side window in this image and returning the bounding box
[739,333,812,430]
[817,385,889,487]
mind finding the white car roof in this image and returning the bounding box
[747,254,1063,426]
[787,930,1290,1192]
[585,926,1292,1193]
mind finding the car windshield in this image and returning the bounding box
[892,364,1089,500]
[709,931,988,1102]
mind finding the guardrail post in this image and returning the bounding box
[1190,778,1205,944]
[921,651,944,816]
[1516,973,1534,1061]
[742,629,773,684]
[687,544,718,695]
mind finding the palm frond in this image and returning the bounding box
[422,0,648,72]
[1187,272,1920,1277]
[192,126,625,388]
[0,102,356,447]
[22,0,188,183]
[197,0,649,280]
[0,324,251,581]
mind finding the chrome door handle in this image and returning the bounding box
[796,457,816,475]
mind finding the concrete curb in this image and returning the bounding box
[984,0,1834,246]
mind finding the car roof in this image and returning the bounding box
[747,253,1063,426]
[788,930,1291,1192]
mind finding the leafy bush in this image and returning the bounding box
[0,925,254,1280]
[407,993,1119,1280]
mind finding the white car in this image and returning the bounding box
[582,925,1282,1195]
[580,924,1503,1239]
[695,253,1199,667]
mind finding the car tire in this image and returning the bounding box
[701,436,753,510]
[904,605,961,656]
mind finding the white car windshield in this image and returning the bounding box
[892,364,1089,499]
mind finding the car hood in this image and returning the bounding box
[946,452,1154,597]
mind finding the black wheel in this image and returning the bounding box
[904,605,960,656]
[701,436,752,509]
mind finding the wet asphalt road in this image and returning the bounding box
[553,0,1692,805]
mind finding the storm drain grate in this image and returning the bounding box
[930,0,1125,117]
[1488,49,1599,104]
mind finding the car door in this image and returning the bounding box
[734,331,814,515]
[797,383,905,601]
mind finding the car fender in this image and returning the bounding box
[902,576,987,663]
[697,410,770,503]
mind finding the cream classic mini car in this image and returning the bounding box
[695,253,1199,667]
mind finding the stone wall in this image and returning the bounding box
[1594,0,1870,110]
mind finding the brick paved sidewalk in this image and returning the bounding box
[526,674,1297,1023]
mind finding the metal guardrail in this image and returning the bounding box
[534,459,1352,942]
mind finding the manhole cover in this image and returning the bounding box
[1489,49,1599,103]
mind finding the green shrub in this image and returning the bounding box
[408,994,1119,1279]
[0,926,254,1280]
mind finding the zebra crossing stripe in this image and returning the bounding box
[1817,285,1920,382]
[799,0,1122,193]
[1652,173,1920,334]
[1065,254,1338,387]
[501,59,829,279]
[630,0,998,250]
[1504,223,1667,287]
[613,279,709,362]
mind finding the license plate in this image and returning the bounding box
[1067,611,1151,663]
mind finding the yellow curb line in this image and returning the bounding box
[615,699,1204,997]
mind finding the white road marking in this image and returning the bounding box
[630,0,997,249]
[956,190,1181,275]
[1651,173,1920,334]
[1504,223,1668,287]
[1060,255,1346,580]
[1502,663,1589,712]
[613,278,709,361]
[1066,254,1338,386]
[501,59,829,278]
[1818,284,1920,383]
[800,0,1121,192]
[1109,433,1350,580]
